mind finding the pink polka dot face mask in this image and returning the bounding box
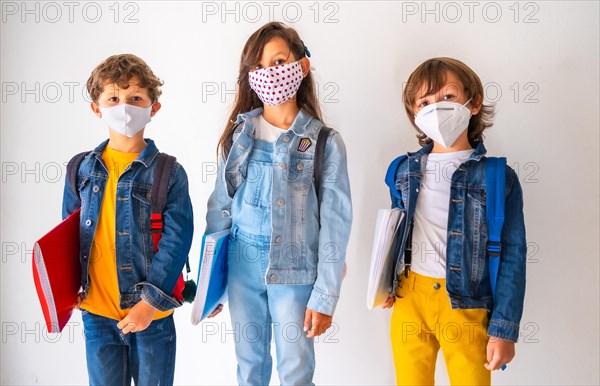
[248,61,304,106]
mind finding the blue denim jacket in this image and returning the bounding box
[206,108,353,315]
[62,139,194,312]
[391,142,526,342]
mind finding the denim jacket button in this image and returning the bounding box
[283,136,290,143]
[296,162,303,171]
[277,199,285,206]
[275,236,282,243]
[92,185,99,193]
[85,219,92,226]
[270,274,277,282]
[279,163,287,170]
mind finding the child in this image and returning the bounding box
[62,54,193,385]
[205,22,352,385]
[382,57,526,385]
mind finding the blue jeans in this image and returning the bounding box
[82,310,176,386]
[228,228,316,386]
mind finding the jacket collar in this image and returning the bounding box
[91,138,159,168]
[408,141,487,162]
[235,107,314,137]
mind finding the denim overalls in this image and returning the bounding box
[227,138,315,385]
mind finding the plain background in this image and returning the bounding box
[1,1,599,385]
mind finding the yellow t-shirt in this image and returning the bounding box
[80,145,173,320]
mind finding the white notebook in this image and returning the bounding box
[191,229,230,325]
[367,208,404,309]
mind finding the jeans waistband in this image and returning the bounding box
[401,270,446,291]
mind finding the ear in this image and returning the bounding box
[150,102,161,117]
[299,57,310,78]
[90,102,102,118]
[470,95,483,116]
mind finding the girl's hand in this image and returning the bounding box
[485,337,515,371]
[381,294,395,308]
[304,308,333,339]
[207,304,223,318]
[117,299,156,334]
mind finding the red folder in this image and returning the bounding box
[32,209,81,333]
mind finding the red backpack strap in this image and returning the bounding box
[149,153,176,252]
[149,153,185,302]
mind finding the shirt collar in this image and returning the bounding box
[236,107,314,137]
[92,138,159,167]
[408,141,487,161]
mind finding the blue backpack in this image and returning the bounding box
[385,155,507,303]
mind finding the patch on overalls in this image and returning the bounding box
[297,137,312,152]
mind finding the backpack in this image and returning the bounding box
[67,151,196,304]
[384,155,507,302]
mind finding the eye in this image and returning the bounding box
[418,101,429,108]
[107,96,119,103]
[274,59,285,66]
[252,64,262,71]
[443,94,455,101]
[130,96,142,102]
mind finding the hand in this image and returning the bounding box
[485,337,515,371]
[304,308,333,339]
[117,299,157,335]
[381,294,395,309]
[207,304,223,318]
[76,293,84,309]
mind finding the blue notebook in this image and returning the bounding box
[191,229,230,324]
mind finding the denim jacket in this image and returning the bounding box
[62,139,194,312]
[391,141,526,342]
[206,108,353,315]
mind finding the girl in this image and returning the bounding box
[205,22,352,385]
[382,57,527,385]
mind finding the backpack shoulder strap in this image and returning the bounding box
[314,126,333,204]
[149,153,177,244]
[486,156,507,302]
[67,151,91,198]
[150,153,177,216]
[148,152,189,302]
[385,155,408,205]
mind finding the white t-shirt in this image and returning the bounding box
[253,114,285,142]
[411,149,475,278]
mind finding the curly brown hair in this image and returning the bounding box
[403,57,495,147]
[86,54,163,103]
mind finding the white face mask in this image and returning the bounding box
[99,104,153,137]
[414,99,472,148]
[248,60,304,106]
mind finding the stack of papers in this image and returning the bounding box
[366,208,404,309]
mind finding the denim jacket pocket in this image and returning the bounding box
[287,156,314,192]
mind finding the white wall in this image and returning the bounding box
[1,1,598,385]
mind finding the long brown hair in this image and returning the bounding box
[217,22,323,160]
[403,57,495,147]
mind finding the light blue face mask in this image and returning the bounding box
[414,98,472,147]
[99,104,153,137]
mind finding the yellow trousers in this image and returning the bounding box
[390,271,491,386]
